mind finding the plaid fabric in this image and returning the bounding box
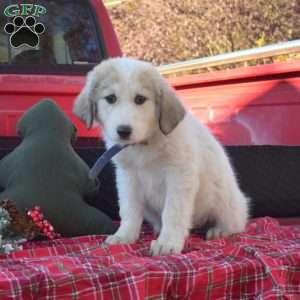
[0,218,300,299]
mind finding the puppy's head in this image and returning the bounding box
[73,57,186,145]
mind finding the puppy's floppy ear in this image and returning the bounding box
[73,70,97,129]
[157,76,186,135]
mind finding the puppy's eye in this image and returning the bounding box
[105,94,117,104]
[135,95,147,105]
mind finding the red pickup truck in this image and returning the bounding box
[0,0,121,149]
[1,0,300,151]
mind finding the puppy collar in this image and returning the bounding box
[89,144,128,180]
[89,140,149,180]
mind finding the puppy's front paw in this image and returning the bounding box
[105,233,137,245]
[150,237,184,256]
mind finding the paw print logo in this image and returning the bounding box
[4,16,45,48]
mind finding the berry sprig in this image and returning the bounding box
[27,206,61,240]
[2,199,39,240]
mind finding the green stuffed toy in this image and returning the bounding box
[0,99,117,237]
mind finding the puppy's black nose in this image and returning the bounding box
[117,125,132,139]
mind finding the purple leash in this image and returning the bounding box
[89,144,127,180]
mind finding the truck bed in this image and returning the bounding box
[1,60,300,148]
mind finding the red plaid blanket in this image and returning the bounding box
[1,218,300,299]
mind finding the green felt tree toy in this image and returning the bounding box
[0,99,117,237]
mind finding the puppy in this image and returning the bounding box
[73,57,249,255]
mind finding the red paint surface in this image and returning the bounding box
[0,74,98,138]
[90,0,122,57]
[170,61,300,145]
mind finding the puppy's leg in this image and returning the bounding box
[150,168,198,255]
[144,208,161,235]
[206,189,249,240]
[105,168,143,244]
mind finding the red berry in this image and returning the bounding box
[32,216,39,222]
[37,222,43,228]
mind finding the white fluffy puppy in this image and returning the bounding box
[73,57,249,255]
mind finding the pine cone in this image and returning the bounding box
[1,200,40,240]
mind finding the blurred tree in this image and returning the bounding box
[109,0,300,66]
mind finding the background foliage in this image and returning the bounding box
[108,0,300,72]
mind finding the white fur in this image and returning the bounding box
[73,57,249,256]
